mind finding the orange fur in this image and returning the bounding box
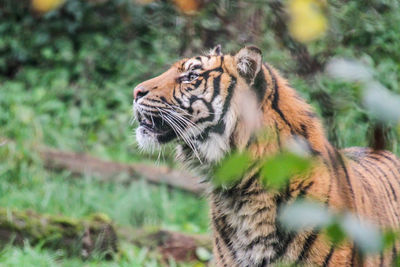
[134,46,400,266]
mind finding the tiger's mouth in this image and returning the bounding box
[137,113,176,143]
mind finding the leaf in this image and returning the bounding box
[279,200,333,231]
[288,0,328,43]
[195,247,212,262]
[325,58,373,83]
[340,213,383,254]
[325,222,346,245]
[382,230,398,249]
[260,152,312,189]
[213,152,252,188]
[173,0,201,15]
[363,82,400,124]
[31,0,65,13]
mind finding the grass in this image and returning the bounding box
[1,0,400,265]
[1,48,399,267]
[0,141,209,266]
[0,242,198,267]
[0,59,209,265]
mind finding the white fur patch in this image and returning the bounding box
[237,56,253,75]
[135,126,160,153]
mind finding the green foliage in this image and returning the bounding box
[195,247,212,262]
[213,150,312,190]
[213,152,252,187]
[0,241,194,267]
[260,152,312,189]
[1,0,400,264]
[279,200,384,254]
[325,222,346,245]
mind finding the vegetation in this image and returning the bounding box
[1,0,399,265]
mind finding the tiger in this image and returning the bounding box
[133,45,400,266]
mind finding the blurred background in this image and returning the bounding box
[0,0,399,266]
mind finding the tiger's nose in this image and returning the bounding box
[133,85,149,101]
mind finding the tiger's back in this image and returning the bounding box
[344,147,400,228]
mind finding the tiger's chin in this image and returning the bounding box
[135,121,177,152]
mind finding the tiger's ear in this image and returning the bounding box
[209,44,222,56]
[235,46,262,84]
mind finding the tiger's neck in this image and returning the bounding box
[209,66,340,266]
[178,64,333,177]
[232,64,332,161]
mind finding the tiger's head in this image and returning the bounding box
[133,45,265,164]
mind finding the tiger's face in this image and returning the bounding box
[133,45,264,163]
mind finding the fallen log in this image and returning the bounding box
[0,207,212,262]
[39,146,207,195]
[0,207,118,258]
[0,138,206,195]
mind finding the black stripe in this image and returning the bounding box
[367,154,400,196]
[352,163,382,218]
[359,159,397,212]
[213,75,221,96]
[266,65,294,134]
[305,111,318,118]
[335,150,356,209]
[214,237,228,267]
[325,145,341,204]
[239,173,259,193]
[298,181,315,198]
[245,232,277,251]
[212,214,238,263]
[252,67,268,102]
[270,184,295,262]
[392,244,397,264]
[362,158,400,223]
[257,258,268,267]
[350,245,356,267]
[271,231,296,262]
[295,230,319,264]
[354,160,397,223]
[322,246,335,267]
[363,157,398,201]
[253,206,272,216]
[274,121,282,150]
[196,75,236,141]
[377,151,400,173]
[300,124,309,138]
[172,84,183,106]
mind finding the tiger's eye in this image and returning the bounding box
[188,72,199,81]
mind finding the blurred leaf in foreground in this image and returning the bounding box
[260,151,312,189]
[326,57,400,124]
[280,200,384,254]
[341,213,383,254]
[195,247,212,262]
[325,222,346,245]
[287,0,328,43]
[279,200,333,230]
[363,82,400,124]
[213,152,252,188]
[31,0,65,13]
[325,58,373,83]
[382,229,399,249]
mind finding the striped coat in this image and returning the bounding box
[133,45,400,266]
